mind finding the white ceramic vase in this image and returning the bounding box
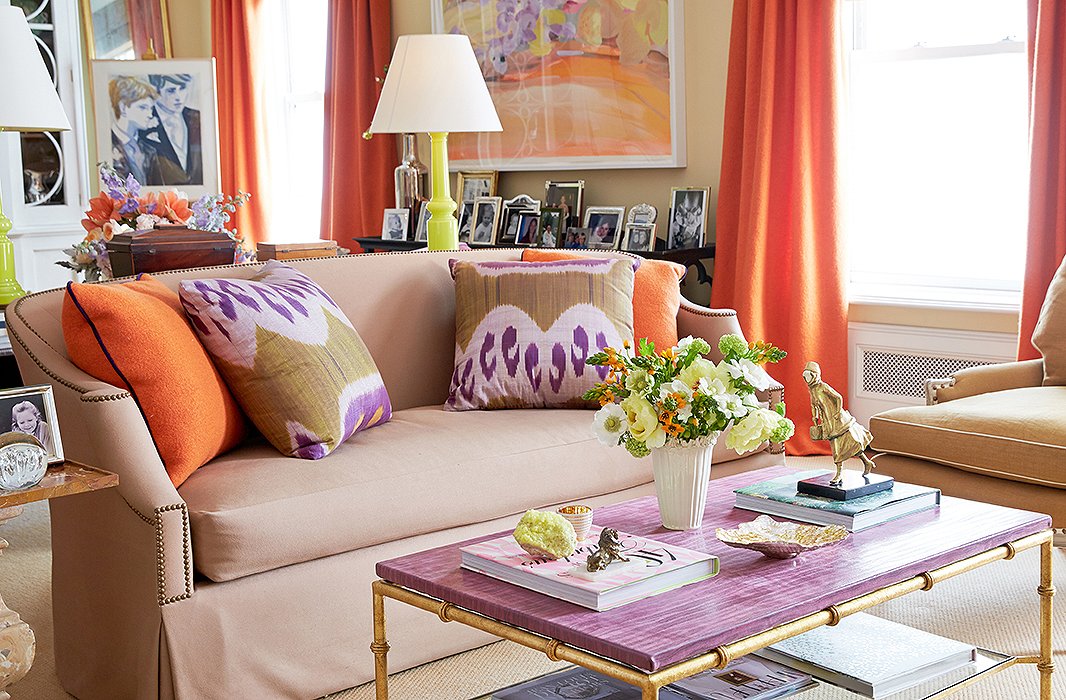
[651,438,716,531]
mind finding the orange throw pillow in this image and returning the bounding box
[62,275,246,486]
[522,250,685,349]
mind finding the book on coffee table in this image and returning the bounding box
[734,470,941,531]
[461,526,718,611]
[754,613,976,698]
[491,657,814,700]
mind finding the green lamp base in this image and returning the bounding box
[426,131,459,251]
[0,209,26,306]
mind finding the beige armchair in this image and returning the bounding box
[870,359,1065,543]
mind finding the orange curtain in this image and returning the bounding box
[211,0,269,246]
[321,0,394,248]
[711,0,847,456]
[1018,0,1066,359]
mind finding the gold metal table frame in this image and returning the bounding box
[372,529,1055,700]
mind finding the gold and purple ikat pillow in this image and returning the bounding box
[179,260,392,458]
[446,257,636,410]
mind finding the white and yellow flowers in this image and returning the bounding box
[585,334,795,458]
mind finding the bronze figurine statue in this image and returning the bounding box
[804,361,876,485]
[586,528,629,572]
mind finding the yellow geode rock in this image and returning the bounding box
[513,509,577,559]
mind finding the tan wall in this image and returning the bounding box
[167,0,212,58]
[162,0,1020,334]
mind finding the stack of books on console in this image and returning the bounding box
[754,613,977,699]
[734,470,941,531]
[493,657,815,700]
[460,526,718,611]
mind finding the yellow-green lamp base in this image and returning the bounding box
[426,131,459,251]
[0,210,25,306]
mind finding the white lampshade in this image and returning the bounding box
[0,6,71,132]
[370,34,502,135]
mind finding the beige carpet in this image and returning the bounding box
[1,457,1062,699]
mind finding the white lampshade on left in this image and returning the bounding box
[0,6,71,132]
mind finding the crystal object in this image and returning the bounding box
[0,433,47,490]
[716,515,850,559]
[394,134,428,210]
[512,509,577,560]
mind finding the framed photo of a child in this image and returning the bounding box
[0,385,63,464]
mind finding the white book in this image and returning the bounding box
[754,613,976,698]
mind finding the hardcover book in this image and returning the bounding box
[755,613,976,698]
[491,658,814,700]
[461,526,718,611]
[734,470,941,531]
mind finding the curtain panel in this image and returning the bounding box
[711,0,848,456]
[320,0,394,247]
[1018,0,1066,359]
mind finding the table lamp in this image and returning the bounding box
[0,6,71,305]
[369,35,502,251]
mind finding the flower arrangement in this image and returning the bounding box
[58,165,252,281]
[585,335,796,458]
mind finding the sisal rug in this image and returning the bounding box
[1,456,1061,699]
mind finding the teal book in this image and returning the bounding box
[734,470,941,531]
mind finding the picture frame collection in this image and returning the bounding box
[379,174,711,253]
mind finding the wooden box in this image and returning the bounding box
[257,240,338,261]
[106,226,236,278]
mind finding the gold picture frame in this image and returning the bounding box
[668,187,710,250]
[81,0,173,61]
[455,171,499,204]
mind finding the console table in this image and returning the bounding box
[0,461,118,698]
[351,238,716,290]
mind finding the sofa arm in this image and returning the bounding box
[758,379,786,455]
[927,359,1045,405]
[676,299,746,361]
[7,319,194,605]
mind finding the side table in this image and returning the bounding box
[0,461,117,699]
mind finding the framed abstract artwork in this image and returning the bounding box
[432,0,686,171]
[90,58,221,197]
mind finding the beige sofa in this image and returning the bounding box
[7,249,783,700]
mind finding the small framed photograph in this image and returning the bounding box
[470,196,502,245]
[0,385,63,464]
[536,207,565,248]
[381,208,410,241]
[668,187,710,250]
[562,227,591,249]
[583,206,626,249]
[627,203,658,226]
[414,201,430,242]
[457,201,475,243]
[514,213,541,246]
[544,180,584,226]
[456,171,498,204]
[622,223,657,252]
[498,195,541,245]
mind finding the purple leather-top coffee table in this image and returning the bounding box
[371,466,1056,699]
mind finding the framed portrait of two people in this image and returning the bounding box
[91,59,221,198]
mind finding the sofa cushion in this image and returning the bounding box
[870,386,1066,489]
[446,258,635,410]
[522,249,686,350]
[179,260,392,459]
[181,406,663,581]
[1032,255,1066,385]
[62,275,247,487]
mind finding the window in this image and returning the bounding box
[260,0,328,242]
[843,0,1029,309]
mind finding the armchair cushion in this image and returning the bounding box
[871,386,1066,489]
[1033,255,1066,385]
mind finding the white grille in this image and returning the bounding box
[861,350,995,399]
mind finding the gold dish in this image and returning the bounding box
[715,515,850,559]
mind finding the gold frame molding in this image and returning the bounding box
[372,529,1055,700]
[79,0,173,62]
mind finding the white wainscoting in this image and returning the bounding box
[848,322,1019,426]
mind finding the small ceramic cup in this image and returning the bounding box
[557,504,594,542]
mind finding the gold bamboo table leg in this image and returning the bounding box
[372,582,390,700]
[1038,539,1055,700]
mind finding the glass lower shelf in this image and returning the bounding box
[472,649,1016,700]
